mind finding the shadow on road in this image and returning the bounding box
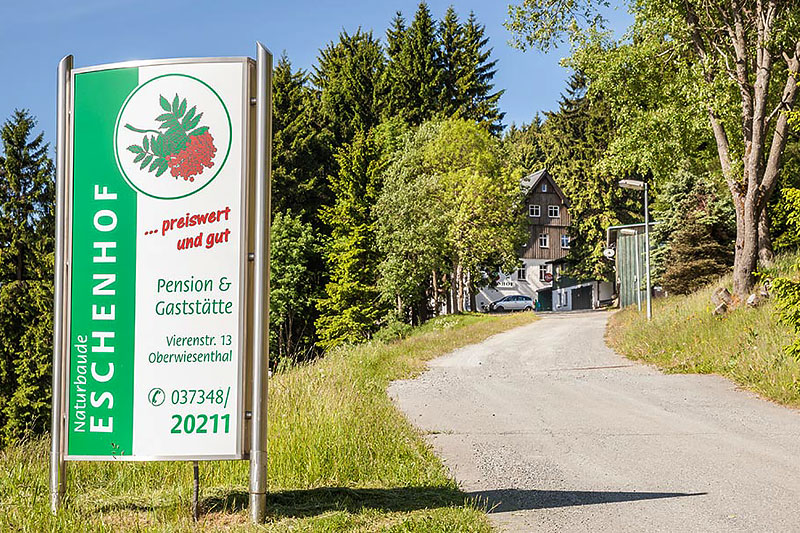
[466,488,707,513]
[90,485,706,519]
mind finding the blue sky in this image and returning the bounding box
[0,1,632,149]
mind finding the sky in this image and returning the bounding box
[0,1,632,150]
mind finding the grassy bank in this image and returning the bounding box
[0,311,536,532]
[607,254,800,407]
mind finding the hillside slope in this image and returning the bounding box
[607,254,800,407]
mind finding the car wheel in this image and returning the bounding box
[496,306,505,312]
[524,306,532,311]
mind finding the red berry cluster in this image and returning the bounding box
[167,131,217,181]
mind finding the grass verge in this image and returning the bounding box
[0,311,536,532]
[607,254,800,407]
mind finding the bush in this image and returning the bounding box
[374,316,413,343]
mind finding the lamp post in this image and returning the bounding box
[619,179,652,320]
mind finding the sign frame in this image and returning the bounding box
[50,44,272,518]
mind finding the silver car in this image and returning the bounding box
[488,294,534,312]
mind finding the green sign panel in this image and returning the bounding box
[65,60,249,460]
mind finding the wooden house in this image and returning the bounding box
[476,169,613,312]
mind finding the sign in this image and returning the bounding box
[544,272,554,283]
[64,59,251,460]
[603,247,616,259]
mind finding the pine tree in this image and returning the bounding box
[0,110,55,445]
[437,7,464,118]
[650,168,735,289]
[313,29,386,146]
[504,116,546,176]
[661,216,734,295]
[272,53,334,223]
[315,130,388,348]
[454,12,504,133]
[383,2,443,125]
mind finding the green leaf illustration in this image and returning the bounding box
[126,93,212,176]
[155,159,168,177]
[183,106,196,125]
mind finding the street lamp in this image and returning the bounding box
[619,179,652,320]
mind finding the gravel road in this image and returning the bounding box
[389,311,800,532]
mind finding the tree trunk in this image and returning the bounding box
[732,197,759,299]
[431,271,440,316]
[758,207,774,266]
[455,263,464,312]
[468,278,477,312]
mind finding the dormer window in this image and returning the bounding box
[529,204,541,217]
[541,182,548,192]
[548,205,560,218]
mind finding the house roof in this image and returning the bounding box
[521,168,570,207]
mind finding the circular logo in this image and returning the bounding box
[114,74,231,200]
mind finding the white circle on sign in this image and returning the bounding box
[114,73,231,200]
[603,248,616,259]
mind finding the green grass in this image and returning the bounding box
[0,311,536,532]
[607,253,800,407]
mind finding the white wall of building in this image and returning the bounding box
[475,259,554,310]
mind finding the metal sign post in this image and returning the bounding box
[249,42,272,524]
[50,53,73,514]
[49,45,272,520]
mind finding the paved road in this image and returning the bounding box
[389,311,800,532]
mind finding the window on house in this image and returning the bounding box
[548,205,560,218]
[538,233,549,248]
[528,204,541,217]
[541,183,548,192]
[539,265,548,282]
[517,267,526,281]
[561,234,570,249]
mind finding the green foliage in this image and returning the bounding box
[316,129,390,349]
[661,220,734,295]
[383,3,443,126]
[651,169,735,291]
[270,211,323,364]
[503,116,546,176]
[384,3,503,132]
[438,10,505,133]
[505,0,611,53]
[376,119,525,317]
[0,110,54,446]
[539,73,638,281]
[373,314,414,343]
[769,135,800,252]
[771,261,800,361]
[313,29,386,146]
[272,54,335,223]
